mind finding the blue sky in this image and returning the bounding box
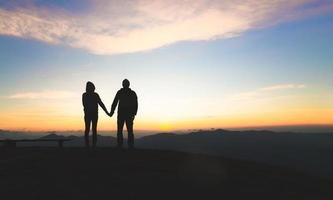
[0,0,333,131]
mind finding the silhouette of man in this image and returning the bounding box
[82,81,110,148]
[110,79,138,149]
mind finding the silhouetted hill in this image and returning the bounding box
[40,133,66,139]
[0,148,331,200]
[39,134,117,147]
[0,130,39,139]
[65,135,117,146]
[136,130,333,178]
[137,132,178,142]
[67,135,80,140]
[3,129,333,179]
[0,132,116,147]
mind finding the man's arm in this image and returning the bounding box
[97,94,110,116]
[110,91,120,116]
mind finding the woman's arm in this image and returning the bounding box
[97,94,110,116]
[82,93,86,108]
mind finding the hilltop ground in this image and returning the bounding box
[0,147,332,200]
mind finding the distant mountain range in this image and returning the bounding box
[1,128,333,179]
[137,129,333,179]
[0,130,40,139]
[0,129,156,139]
[31,133,117,147]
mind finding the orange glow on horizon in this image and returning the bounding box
[1,108,333,132]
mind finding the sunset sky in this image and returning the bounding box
[0,0,333,132]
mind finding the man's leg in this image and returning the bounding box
[117,115,125,148]
[92,116,98,148]
[84,115,91,148]
[126,116,134,149]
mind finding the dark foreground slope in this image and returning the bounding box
[0,148,332,200]
[136,130,333,178]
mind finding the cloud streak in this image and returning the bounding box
[0,0,332,55]
[230,84,307,100]
[8,90,76,99]
[260,84,306,91]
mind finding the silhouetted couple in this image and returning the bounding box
[82,79,138,149]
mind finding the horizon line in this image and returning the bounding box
[2,123,333,133]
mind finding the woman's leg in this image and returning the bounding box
[84,115,91,148]
[92,116,98,148]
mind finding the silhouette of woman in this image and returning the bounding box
[82,82,109,148]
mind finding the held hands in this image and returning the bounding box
[106,111,135,118]
[105,110,113,117]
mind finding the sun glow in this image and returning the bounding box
[0,1,333,133]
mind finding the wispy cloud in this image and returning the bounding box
[260,84,306,91]
[0,0,332,55]
[8,90,76,99]
[230,84,307,100]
